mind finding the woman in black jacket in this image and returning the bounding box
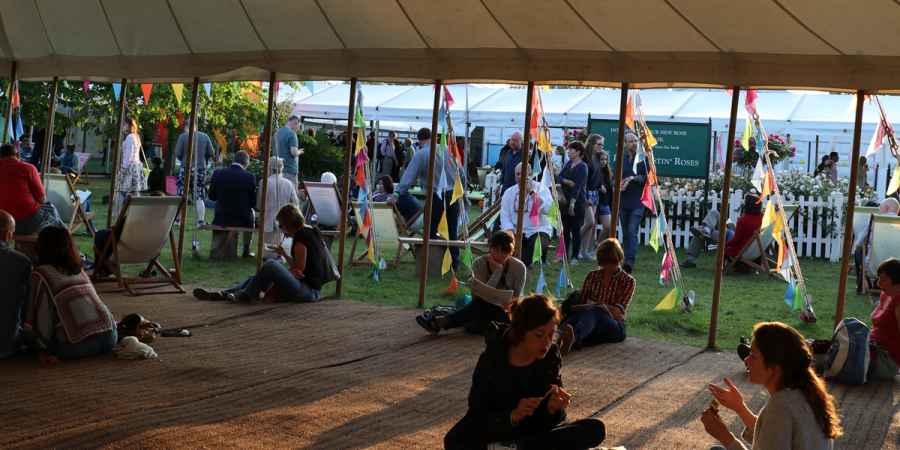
[444,295,605,450]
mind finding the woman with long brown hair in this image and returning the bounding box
[113,118,147,218]
[702,322,842,449]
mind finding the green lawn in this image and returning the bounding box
[73,177,875,349]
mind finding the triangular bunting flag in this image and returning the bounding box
[451,175,464,205]
[141,83,153,104]
[888,167,900,196]
[761,200,776,229]
[82,80,90,95]
[556,233,567,259]
[203,83,212,97]
[372,264,380,282]
[784,279,796,308]
[793,283,804,311]
[555,270,567,297]
[741,117,752,151]
[532,236,543,264]
[437,211,449,239]
[640,180,655,213]
[441,248,452,275]
[745,89,758,118]
[171,83,184,105]
[547,199,560,228]
[112,82,121,101]
[654,287,680,311]
[624,94,635,130]
[529,194,541,226]
[759,170,774,201]
[461,245,473,268]
[367,234,377,264]
[535,268,546,294]
[659,250,674,286]
[445,272,459,295]
[751,158,765,192]
[648,215,661,252]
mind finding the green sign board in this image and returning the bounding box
[587,119,711,179]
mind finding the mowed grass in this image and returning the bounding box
[72,177,876,349]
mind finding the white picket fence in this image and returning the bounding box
[628,189,848,261]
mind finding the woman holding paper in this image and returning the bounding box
[415,231,526,335]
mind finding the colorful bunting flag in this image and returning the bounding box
[745,89,758,118]
[9,81,18,110]
[372,264,380,282]
[441,248,452,275]
[212,129,227,154]
[140,83,153,104]
[547,199,560,228]
[888,167,900,196]
[451,176,464,205]
[761,200,776,229]
[82,80,90,95]
[445,272,459,294]
[654,287,680,311]
[367,229,376,263]
[461,245,473,268]
[378,258,388,271]
[529,85,543,137]
[640,180,655,213]
[741,117,752,151]
[437,211,449,239]
[555,269,567,297]
[793,283,805,312]
[784,279,796,308]
[202,83,211,97]
[659,250,674,286]
[751,157,765,192]
[624,94,635,130]
[171,83,184,105]
[529,194,541,226]
[648,215,661,252]
[556,232,567,259]
[533,236,543,264]
[537,128,553,153]
[112,82,121,101]
[759,169,774,201]
[535,268,546,294]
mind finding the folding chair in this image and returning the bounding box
[94,196,184,296]
[349,202,415,267]
[44,173,95,237]
[303,181,345,245]
[860,213,900,295]
[467,202,501,242]
[727,204,798,274]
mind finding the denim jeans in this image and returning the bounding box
[226,260,320,302]
[562,201,585,260]
[564,305,626,346]
[445,298,509,335]
[619,206,645,267]
[15,203,63,235]
[445,413,605,450]
[54,329,117,361]
[397,193,423,224]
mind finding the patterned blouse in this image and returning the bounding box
[579,268,636,322]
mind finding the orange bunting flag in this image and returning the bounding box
[354,165,366,190]
[10,81,19,110]
[360,208,373,237]
[445,272,459,295]
[529,85,543,137]
[141,83,153,104]
[624,94,635,130]
[647,168,658,187]
[758,169,775,202]
[212,129,227,154]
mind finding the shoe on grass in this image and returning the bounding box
[193,288,225,301]
[559,324,575,357]
[680,260,697,268]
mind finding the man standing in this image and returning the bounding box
[208,151,257,258]
[397,127,465,266]
[500,163,552,267]
[618,131,647,273]
[494,132,523,194]
[175,118,216,226]
[276,116,303,191]
[0,210,31,359]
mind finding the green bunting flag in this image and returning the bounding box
[648,215,661,252]
[461,245,473,269]
[547,199,560,228]
[532,237,543,264]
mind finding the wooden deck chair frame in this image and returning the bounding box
[349,202,414,267]
[467,201,501,240]
[302,181,344,230]
[93,196,184,296]
[727,204,799,274]
[859,213,900,295]
[45,173,95,237]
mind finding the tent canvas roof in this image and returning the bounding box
[3,1,900,91]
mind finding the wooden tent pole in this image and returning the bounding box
[176,78,201,274]
[335,78,358,298]
[2,61,16,144]
[514,82,535,258]
[417,80,442,308]
[708,87,741,350]
[256,72,278,270]
[107,79,129,226]
[41,77,59,175]
[609,83,629,237]
[834,90,866,329]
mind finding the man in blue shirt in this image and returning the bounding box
[618,131,647,273]
[175,118,217,226]
[397,127,465,267]
[0,210,31,359]
[494,132,523,194]
[275,116,303,191]
[59,144,78,175]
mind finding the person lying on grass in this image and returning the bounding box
[193,204,325,303]
[444,294,605,450]
[416,230,526,335]
[558,238,635,356]
[702,322,842,450]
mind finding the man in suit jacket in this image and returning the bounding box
[208,151,257,258]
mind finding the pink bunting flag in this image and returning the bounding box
[82,80,90,95]
[529,194,541,226]
[556,232,567,259]
[640,181,655,214]
[659,250,674,285]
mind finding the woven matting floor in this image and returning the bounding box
[2,288,897,449]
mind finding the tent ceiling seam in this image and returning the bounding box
[787,94,807,122]
[562,0,615,51]
[0,9,16,59]
[663,0,722,52]
[313,0,347,49]
[469,87,505,110]
[377,85,419,110]
[395,0,430,49]
[562,89,595,115]
[98,0,123,56]
[478,0,521,49]
[33,0,57,56]
[165,0,194,54]
[237,0,269,52]
[771,0,843,55]
[669,92,697,118]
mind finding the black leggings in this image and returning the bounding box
[561,201,585,260]
[445,298,509,335]
[444,413,605,450]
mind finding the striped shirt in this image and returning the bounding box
[579,268,636,322]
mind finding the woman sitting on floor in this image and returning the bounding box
[558,238,635,356]
[416,230,526,335]
[702,322,842,450]
[444,294,606,450]
[24,226,117,363]
[193,204,325,303]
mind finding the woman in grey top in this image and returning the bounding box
[702,322,842,450]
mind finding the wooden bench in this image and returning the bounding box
[398,237,489,277]
[199,224,256,259]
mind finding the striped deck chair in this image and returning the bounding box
[727,203,798,274]
[349,202,413,267]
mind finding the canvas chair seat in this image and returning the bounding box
[860,213,900,294]
[93,196,184,296]
[45,173,95,236]
[349,202,415,267]
[303,181,343,230]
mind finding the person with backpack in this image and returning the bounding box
[415,231,526,335]
[444,294,606,450]
[192,204,326,303]
[702,322,842,450]
[868,258,900,380]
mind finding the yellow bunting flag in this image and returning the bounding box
[641,121,657,149]
[761,200,776,229]
[212,129,227,154]
[654,287,679,311]
[537,128,553,153]
[441,248,452,275]
[367,236,376,264]
[771,210,785,269]
[437,211,449,239]
[171,83,184,105]
[741,117,752,150]
[888,166,900,196]
[451,176,464,205]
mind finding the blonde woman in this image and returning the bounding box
[113,118,147,217]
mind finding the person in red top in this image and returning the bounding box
[681,193,763,268]
[558,238,635,356]
[0,144,61,235]
[869,258,900,380]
